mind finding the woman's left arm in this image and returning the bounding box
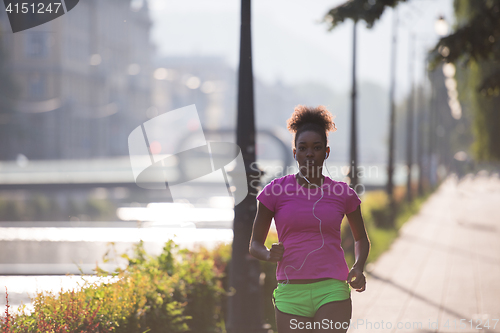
[346,204,370,292]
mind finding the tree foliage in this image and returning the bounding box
[324,0,500,95]
[452,1,500,161]
[430,0,500,96]
[324,0,407,29]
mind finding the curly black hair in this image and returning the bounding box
[286,105,337,147]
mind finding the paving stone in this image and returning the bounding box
[350,174,500,333]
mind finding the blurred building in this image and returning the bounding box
[152,56,237,131]
[0,0,154,160]
[151,56,356,163]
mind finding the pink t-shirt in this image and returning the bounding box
[256,174,361,281]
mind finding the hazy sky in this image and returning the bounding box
[147,0,454,100]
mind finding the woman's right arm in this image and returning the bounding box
[249,201,283,262]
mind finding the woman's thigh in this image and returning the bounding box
[275,306,314,333]
[312,298,352,333]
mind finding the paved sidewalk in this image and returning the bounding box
[350,173,500,333]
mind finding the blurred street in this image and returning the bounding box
[351,173,500,332]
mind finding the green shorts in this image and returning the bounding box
[272,278,351,318]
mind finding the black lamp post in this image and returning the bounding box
[350,20,359,191]
[226,1,265,332]
[387,8,398,223]
[406,33,415,203]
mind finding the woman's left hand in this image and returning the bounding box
[347,266,366,292]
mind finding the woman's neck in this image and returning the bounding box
[295,172,325,188]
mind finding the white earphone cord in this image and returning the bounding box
[280,154,334,286]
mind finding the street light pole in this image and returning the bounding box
[227,0,265,332]
[387,8,398,222]
[343,19,358,258]
[417,57,428,196]
[350,20,359,191]
[428,15,449,187]
[406,33,415,203]
[428,74,437,187]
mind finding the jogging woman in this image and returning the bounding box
[249,105,370,333]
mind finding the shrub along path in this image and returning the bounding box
[349,173,500,333]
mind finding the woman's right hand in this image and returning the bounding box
[267,242,284,262]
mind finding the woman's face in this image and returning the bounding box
[293,131,330,178]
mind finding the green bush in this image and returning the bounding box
[2,240,231,333]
